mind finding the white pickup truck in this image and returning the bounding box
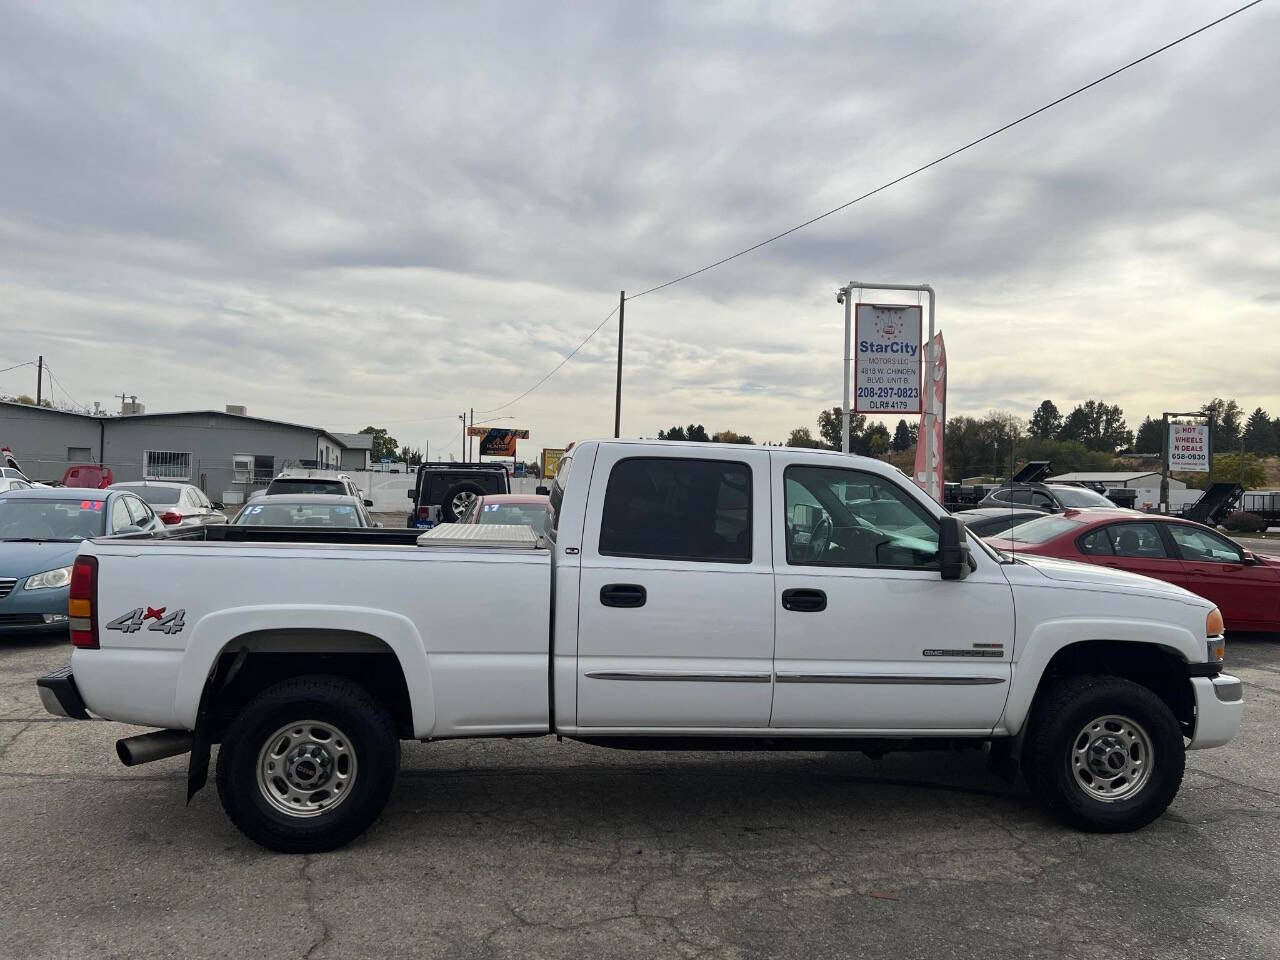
[38,439,1244,852]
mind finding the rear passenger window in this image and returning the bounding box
[599,458,751,563]
[1106,523,1169,559]
[1078,529,1113,556]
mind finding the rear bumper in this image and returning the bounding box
[1188,674,1244,749]
[37,666,90,720]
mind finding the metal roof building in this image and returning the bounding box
[0,401,355,504]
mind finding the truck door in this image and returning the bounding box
[576,448,775,729]
[770,457,1014,731]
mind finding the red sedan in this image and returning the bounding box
[987,509,1280,633]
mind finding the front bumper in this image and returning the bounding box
[37,666,90,720]
[0,583,71,633]
[1188,673,1244,749]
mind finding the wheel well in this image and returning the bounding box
[1033,640,1194,735]
[203,629,413,739]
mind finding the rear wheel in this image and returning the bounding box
[440,481,484,522]
[216,676,399,853]
[1023,674,1184,832]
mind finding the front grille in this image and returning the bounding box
[0,614,47,626]
[0,578,16,600]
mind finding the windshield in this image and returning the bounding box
[234,502,363,527]
[476,503,550,535]
[1001,514,1083,544]
[117,486,180,505]
[1052,486,1114,508]
[266,479,345,496]
[0,498,107,540]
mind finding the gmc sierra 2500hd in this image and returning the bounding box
[38,440,1243,852]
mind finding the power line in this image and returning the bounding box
[627,0,1264,301]
[0,360,36,377]
[476,304,619,415]
[42,364,91,413]
[474,0,1264,412]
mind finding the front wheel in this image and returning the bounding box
[1023,674,1184,832]
[216,676,399,853]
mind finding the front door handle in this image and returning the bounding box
[600,583,647,608]
[781,588,827,612]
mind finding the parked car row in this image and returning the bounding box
[959,507,1279,633]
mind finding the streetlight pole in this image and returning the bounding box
[458,414,466,463]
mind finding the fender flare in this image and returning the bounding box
[1002,618,1198,736]
[174,604,436,737]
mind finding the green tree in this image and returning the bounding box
[1185,453,1266,490]
[358,425,399,461]
[1133,417,1163,455]
[890,419,917,452]
[1028,400,1062,439]
[712,430,754,444]
[657,425,687,441]
[867,424,891,457]
[817,406,868,453]
[1242,407,1277,455]
[1201,398,1243,450]
[786,427,822,448]
[1058,400,1133,452]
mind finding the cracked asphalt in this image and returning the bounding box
[2,634,1278,960]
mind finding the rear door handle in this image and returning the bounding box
[781,588,827,613]
[600,583,647,608]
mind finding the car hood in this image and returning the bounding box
[0,541,80,579]
[1012,554,1204,603]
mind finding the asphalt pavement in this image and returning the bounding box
[2,633,1278,960]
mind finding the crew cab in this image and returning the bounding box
[37,440,1244,853]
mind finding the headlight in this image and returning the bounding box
[1206,608,1225,663]
[24,566,73,591]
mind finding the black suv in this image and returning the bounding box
[406,463,511,526]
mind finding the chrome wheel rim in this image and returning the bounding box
[256,720,357,818]
[1070,714,1153,802]
[451,491,477,516]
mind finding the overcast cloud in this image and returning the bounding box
[1,1,1276,456]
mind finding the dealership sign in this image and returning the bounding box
[1168,423,1210,472]
[854,303,922,414]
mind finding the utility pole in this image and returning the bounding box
[469,408,474,461]
[614,291,625,439]
[1159,413,1170,513]
[459,413,466,462]
[35,356,43,406]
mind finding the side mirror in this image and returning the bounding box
[1242,552,1258,565]
[406,489,415,500]
[535,486,549,496]
[938,516,972,581]
[364,499,374,508]
[212,501,225,510]
[115,525,145,536]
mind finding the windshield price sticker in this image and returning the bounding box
[854,303,923,414]
[1168,423,1209,473]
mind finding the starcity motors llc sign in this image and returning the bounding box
[854,303,922,413]
[1168,423,1210,472]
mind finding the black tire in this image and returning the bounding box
[216,676,399,853]
[439,480,484,523]
[1023,674,1184,832]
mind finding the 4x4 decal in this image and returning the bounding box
[105,607,186,635]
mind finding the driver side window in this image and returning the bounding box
[784,465,939,569]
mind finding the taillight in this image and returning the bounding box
[160,510,183,525]
[417,506,431,518]
[69,555,98,649]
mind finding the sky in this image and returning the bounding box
[1,1,1277,460]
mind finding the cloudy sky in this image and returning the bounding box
[1,1,1276,457]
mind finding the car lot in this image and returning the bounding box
[1,633,1277,960]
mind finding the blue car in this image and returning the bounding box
[0,487,167,636]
